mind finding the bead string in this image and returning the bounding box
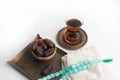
[38,59,112,80]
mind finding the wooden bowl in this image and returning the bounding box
[32,46,57,61]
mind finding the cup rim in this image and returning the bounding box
[65,17,84,27]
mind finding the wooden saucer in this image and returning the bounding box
[56,27,88,50]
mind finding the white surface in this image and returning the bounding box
[0,0,120,80]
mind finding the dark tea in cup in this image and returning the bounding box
[64,18,82,44]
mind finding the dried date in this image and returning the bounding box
[44,48,55,57]
[41,64,53,76]
[38,39,47,49]
[43,39,55,48]
[34,46,43,57]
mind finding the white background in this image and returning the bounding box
[0,0,120,80]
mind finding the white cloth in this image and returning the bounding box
[61,46,116,80]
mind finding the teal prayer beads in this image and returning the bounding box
[38,59,112,80]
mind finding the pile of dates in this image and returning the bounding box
[32,38,55,57]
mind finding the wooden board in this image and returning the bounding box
[8,35,67,80]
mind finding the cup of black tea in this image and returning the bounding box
[64,18,83,44]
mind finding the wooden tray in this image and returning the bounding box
[8,35,67,80]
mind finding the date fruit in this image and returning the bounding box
[43,39,55,48]
[34,46,43,57]
[44,48,55,57]
[41,64,53,76]
[38,39,47,49]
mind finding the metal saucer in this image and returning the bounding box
[56,27,88,50]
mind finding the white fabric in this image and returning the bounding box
[61,46,116,80]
